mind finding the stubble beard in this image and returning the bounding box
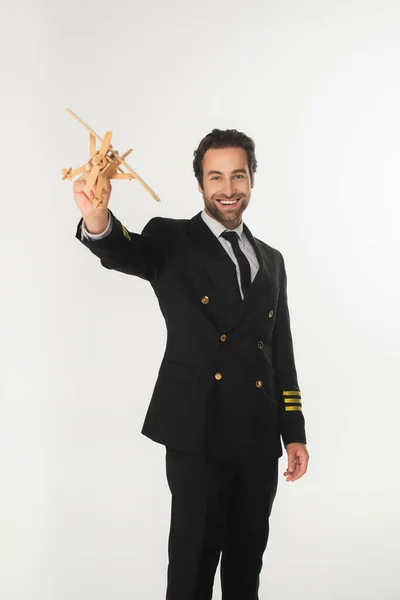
[203,194,250,228]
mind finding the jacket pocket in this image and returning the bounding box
[158,359,195,384]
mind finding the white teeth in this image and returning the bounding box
[220,200,237,205]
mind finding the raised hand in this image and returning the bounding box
[73,173,112,234]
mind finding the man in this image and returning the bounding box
[73,128,309,599]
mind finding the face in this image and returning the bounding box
[198,147,254,229]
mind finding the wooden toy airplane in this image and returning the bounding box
[62,108,160,206]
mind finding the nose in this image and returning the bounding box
[222,179,235,197]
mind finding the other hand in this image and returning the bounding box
[283,443,309,482]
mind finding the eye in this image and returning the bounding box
[211,176,220,180]
[234,174,244,179]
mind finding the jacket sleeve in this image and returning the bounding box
[272,250,307,448]
[75,209,165,282]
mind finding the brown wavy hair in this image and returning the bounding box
[193,128,257,188]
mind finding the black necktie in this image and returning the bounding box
[220,230,251,296]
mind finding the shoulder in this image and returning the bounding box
[141,215,189,236]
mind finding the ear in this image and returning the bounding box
[197,181,203,194]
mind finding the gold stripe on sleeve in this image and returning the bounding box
[121,224,131,241]
[284,398,302,404]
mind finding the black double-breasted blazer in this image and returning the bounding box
[76,210,306,461]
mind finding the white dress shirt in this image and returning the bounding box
[81,211,112,241]
[82,209,260,299]
[200,210,259,299]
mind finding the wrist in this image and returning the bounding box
[83,210,109,234]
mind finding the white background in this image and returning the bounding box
[1,0,399,598]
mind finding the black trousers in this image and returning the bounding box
[165,447,279,600]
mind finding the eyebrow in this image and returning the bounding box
[207,169,247,176]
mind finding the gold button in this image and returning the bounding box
[201,296,209,304]
[215,372,223,380]
[256,380,263,388]
[220,334,227,342]
[257,340,264,349]
[268,310,274,318]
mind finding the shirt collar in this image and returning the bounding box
[201,209,245,241]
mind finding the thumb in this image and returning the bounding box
[103,177,112,193]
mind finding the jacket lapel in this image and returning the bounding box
[187,211,242,304]
[187,212,276,332]
[230,222,277,327]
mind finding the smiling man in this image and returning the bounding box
[73,128,309,600]
[200,147,251,225]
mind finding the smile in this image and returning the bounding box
[217,199,240,205]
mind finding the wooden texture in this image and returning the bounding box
[62,108,161,204]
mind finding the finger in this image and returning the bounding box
[75,174,110,201]
[283,464,295,481]
[290,460,307,482]
[74,173,97,201]
[76,172,89,184]
[283,462,297,475]
[73,177,86,192]
[287,452,296,474]
[284,455,302,481]
[73,173,90,193]
[284,465,298,482]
